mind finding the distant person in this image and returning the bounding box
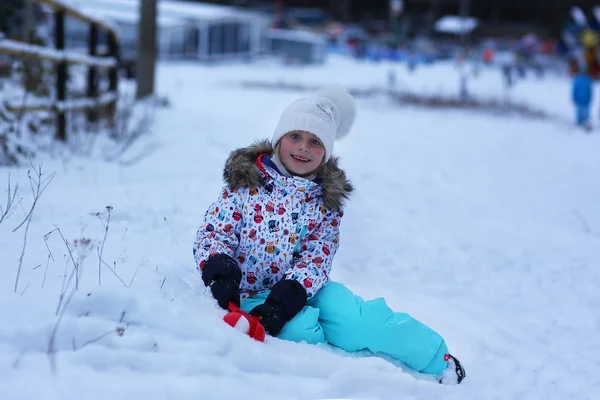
[483,48,494,64]
[193,86,466,385]
[387,69,397,90]
[571,67,593,129]
[455,51,469,100]
[502,64,514,88]
[354,39,367,60]
[568,57,580,77]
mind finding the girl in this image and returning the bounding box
[193,87,466,385]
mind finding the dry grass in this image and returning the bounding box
[239,80,553,121]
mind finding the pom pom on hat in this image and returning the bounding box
[271,86,356,162]
[312,85,356,140]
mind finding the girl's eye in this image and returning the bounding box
[311,139,322,146]
[290,133,300,140]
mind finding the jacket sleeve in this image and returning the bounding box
[284,208,342,298]
[193,185,245,271]
[586,78,593,103]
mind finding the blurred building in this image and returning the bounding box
[266,28,327,64]
[408,0,600,36]
[196,0,600,36]
[62,0,270,63]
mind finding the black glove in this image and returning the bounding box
[201,254,242,310]
[250,279,307,336]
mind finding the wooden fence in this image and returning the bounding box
[0,0,120,140]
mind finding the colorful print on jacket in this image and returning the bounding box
[194,140,353,299]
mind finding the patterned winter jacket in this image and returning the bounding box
[194,140,353,299]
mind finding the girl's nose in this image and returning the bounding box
[297,142,309,152]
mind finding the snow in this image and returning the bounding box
[0,102,16,122]
[1,55,600,399]
[56,92,118,112]
[74,7,186,28]
[268,28,326,44]
[4,92,117,112]
[39,0,120,34]
[65,0,269,23]
[157,0,267,22]
[434,15,479,35]
[0,39,117,68]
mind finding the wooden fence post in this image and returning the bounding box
[86,23,98,122]
[136,0,157,99]
[1,0,121,141]
[54,10,67,141]
[107,32,118,125]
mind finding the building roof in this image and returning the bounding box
[64,0,269,24]
[267,28,326,44]
[434,15,479,35]
[74,6,185,28]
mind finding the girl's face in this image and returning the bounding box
[278,131,325,176]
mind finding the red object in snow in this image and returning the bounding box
[223,302,266,342]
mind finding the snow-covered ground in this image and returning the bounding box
[1,55,600,399]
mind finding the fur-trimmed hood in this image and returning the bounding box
[223,140,353,212]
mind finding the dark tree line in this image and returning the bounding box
[0,0,25,38]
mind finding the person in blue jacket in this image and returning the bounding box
[572,67,594,128]
[194,86,466,385]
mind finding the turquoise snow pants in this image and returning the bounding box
[240,281,448,375]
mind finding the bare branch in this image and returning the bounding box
[78,329,115,348]
[96,212,107,230]
[0,174,20,225]
[54,226,80,291]
[72,320,128,353]
[43,228,58,262]
[48,285,77,374]
[42,254,51,288]
[20,283,30,297]
[100,259,127,287]
[12,162,55,232]
[97,206,112,285]
[28,169,35,195]
[164,216,179,246]
[55,264,74,316]
[14,196,32,293]
[54,258,67,315]
[128,257,147,288]
[12,351,25,370]
[14,218,29,292]
[53,230,83,315]
[14,164,55,292]
[574,209,595,236]
[81,325,128,349]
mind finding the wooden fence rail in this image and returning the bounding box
[0,0,120,141]
[0,40,117,67]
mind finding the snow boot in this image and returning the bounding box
[439,354,466,385]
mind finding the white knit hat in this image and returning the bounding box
[271,86,356,162]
